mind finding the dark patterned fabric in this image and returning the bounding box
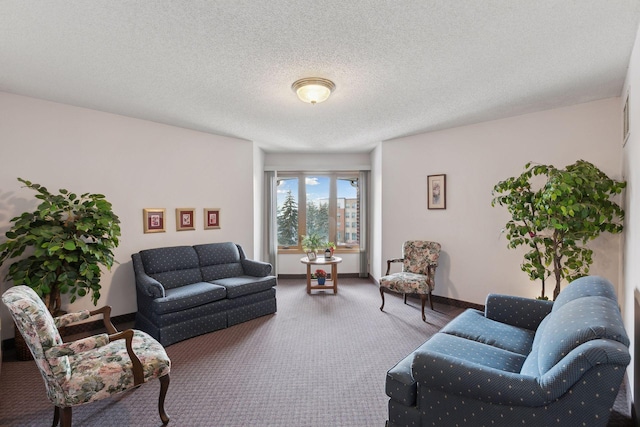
[151,282,227,315]
[194,242,242,266]
[211,276,277,299]
[242,259,273,277]
[485,294,553,330]
[139,246,200,273]
[385,275,631,426]
[132,242,277,346]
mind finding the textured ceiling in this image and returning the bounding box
[1,1,639,153]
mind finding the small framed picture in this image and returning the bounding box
[176,208,195,231]
[306,251,317,261]
[204,208,221,229]
[427,174,446,210]
[143,208,166,233]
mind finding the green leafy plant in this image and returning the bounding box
[0,178,121,314]
[491,160,625,300]
[301,232,326,253]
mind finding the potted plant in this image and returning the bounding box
[0,178,121,315]
[315,269,327,285]
[491,160,625,300]
[301,232,326,255]
[326,241,337,256]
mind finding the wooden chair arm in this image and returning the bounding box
[109,329,144,386]
[90,306,118,334]
[385,258,404,275]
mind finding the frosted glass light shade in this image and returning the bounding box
[292,78,335,104]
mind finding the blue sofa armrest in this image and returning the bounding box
[412,349,547,406]
[242,259,273,277]
[485,294,553,331]
[536,339,631,400]
[135,273,165,298]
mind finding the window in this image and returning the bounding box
[277,172,360,250]
[276,177,299,248]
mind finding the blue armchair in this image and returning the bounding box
[385,276,630,426]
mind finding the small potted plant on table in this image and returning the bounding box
[315,269,327,285]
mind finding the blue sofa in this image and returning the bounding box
[132,242,277,346]
[385,276,630,426]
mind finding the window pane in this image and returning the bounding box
[305,176,330,243]
[277,178,299,247]
[337,177,359,247]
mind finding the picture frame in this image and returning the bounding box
[306,251,317,261]
[143,208,166,233]
[176,208,195,231]
[427,174,446,210]
[204,208,221,229]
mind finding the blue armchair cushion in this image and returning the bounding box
[151,282,227,315]
[440,308,536,355]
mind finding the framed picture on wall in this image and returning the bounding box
[204,208,221,229]
[176,208,195,231]
[427,174,446,210]
[143,208,166,233]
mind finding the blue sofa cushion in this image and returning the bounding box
[485,294,553,331]
[211,276,277,299]
[536,296,629,374]
[552,275,618,311]
[413,333,528,374]
[440,309,535,355]
[140,246,203,290]
[194,243,245,280]
[152,282,227,315]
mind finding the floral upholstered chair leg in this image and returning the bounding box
[379,240,441,321]
[2,286,171,427]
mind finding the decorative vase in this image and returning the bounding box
[318,277,326,285]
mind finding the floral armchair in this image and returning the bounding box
[379,240,441,321]
[2,286,171,427]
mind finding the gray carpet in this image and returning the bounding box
[0,278,633,426]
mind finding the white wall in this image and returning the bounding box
[381,98,623,305]
[370,143,383,280]
[621,21,640,407]
[0,92,256,340]
[253,143,265,259]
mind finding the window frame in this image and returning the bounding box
[276,171,360,254]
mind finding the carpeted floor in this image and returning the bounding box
[0,278,633,426]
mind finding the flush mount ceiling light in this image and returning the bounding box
[291,77,335,104]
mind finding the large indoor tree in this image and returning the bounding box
[0,178,121,314]
[491,160,625,300]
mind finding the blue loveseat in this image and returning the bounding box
[385,276,630,426]
[132,242,277,346]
